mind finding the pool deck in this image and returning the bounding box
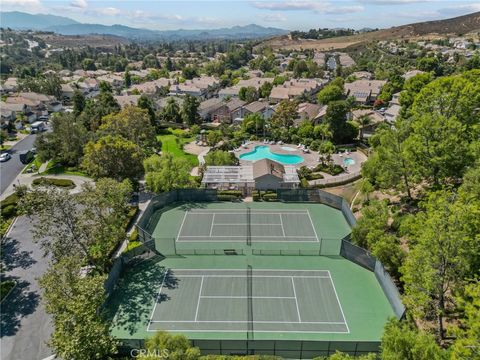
[234,142,367,178]
[235,141,319,168]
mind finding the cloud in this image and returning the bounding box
[130,10,223,27]
[1,0,41,5]
[70,0,87,9]
[358,0,431,4]
[251,1,364,14]
[437,3,480,16]
[98,7,121,16]
[260,13,288,22]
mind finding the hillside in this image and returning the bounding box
[256,11,480,51]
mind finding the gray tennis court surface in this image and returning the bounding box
[148,269,348,334]
[176,209,319,243]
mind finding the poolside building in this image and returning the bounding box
[201,159,300,193]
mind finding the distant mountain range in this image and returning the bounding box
[0,11,288,41]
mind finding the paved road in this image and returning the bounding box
[0,216,53,360]
[0,134,37,194]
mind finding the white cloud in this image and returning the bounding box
[70,0,87,9]
[99,7,121,16]
[251,1,364,14]
[261,13,288,22]
[437,3,480,16]
[1,0,41,5]
[358,0,431,4]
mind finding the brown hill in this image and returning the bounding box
[256,11,480,51]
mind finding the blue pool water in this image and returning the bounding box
[239,146,304,165]
[343,157,356,166]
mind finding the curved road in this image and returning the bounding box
[0,134,37,195]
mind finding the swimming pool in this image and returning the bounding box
[343,157,356,166]
[239,146,304,165]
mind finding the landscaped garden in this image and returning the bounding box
[157,128,198,167]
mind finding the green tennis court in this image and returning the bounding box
[176,209,319,243]
[148,269,348,334]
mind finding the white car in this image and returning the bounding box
[0,153,12,162]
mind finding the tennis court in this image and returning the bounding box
[176,209,319,243]
[148,269,348,334]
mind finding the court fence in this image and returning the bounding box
[119,339,381,358]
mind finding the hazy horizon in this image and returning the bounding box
[1,0,479,32]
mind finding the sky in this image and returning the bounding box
[1,0,480,31]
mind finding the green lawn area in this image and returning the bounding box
[22,156,43,174]
[157,134,198,167]
[40,160,90,177]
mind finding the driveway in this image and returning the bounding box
[0,134,37,194]
[1,216,53,360]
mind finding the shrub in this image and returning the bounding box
[32,177,76,189]
[218,190,243,198]
[262,193,278,201]
[217,194,240,201]
[313,163,344,176]
[1,204,16,218]
[306,173,324,180]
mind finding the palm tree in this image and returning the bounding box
[358,115,371,141]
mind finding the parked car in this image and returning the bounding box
[19,150,34,164]
[30,121,46,134]
[0,153,12,162]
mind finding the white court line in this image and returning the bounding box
[210,223,283,226]
[188,210,310,214]
[200,295,296,299]
[150,320,345,324]
[327,270,350,334]
[279,214,286,237]
[172,268,330,274]
[291,277,302,323]
[194,276,204,322]
[306,210,321,243]
[147,269,168,331]
[175,275,329,279]
[147,329,350,334]
[177,235,317,238]
[208,214,215,237]
[176,212,189,242]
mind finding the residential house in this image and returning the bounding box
[1,107,15,129]
[114,95,141,109]
[242,101,275,119]
[253,159,300,190]
[0,77,18,94]
[77,78,99,97]
[199,98,224,120]
[210,98,246,124]
[296,102,327,125]
[352,71,373,80]
[97,74,125,89]
[218,78,274,99]
[338,53,356,68]
[61,83,75,100]
[344,80,387,104]
[269,78,325,104]
[1,101,36,123]
[170,76,220,99]
[402,69,424,80]
[313,52,325,67]
[7,92,62,113]
[385,104,401,123]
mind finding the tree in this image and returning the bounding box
[182,66,198,80]
[82,135,145,182]
[271,100,297,130]
[380,319,445,360]
[314,123,332,141]
[98,106,158,152]
[401,191,473,339]
[362,122,416,199]
[81,58,96,71]
[450,280,480,360]
[162,97,182,124]
[259,81,273,98]
[242,113,264,136]
[72,89,85,117]
[39,256,117,360]
[144,153,192,193]
[324,100,357,144]
[138,331,200,360]
[181,94,201,125]
[124,69,132,88]
[317,84,343,105]
[137,94,157,127]
[20,179,132,272]
[238,86,258,102]
[204,150,238,166]
[357,115,371,141]
[207,130,222,147]
[80,82,120,131]
[35,112,88,167]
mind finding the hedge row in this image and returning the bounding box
[253,190,278,202]
[217,194,241,202]
[218,190,243,198]
[32,177,76,189]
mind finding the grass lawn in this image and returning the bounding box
[40,160,90,177]
[22,156,43,174]
[324,180,361,205]
[0,145,12,151]
[157,134,198,167]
